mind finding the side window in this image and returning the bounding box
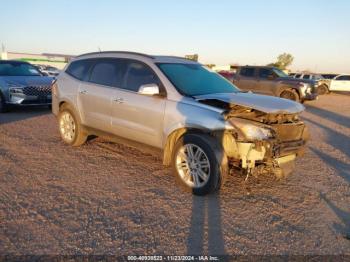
[239,67,255,77]
[259,68,272,79]
[336,75,350,81]
[295,74,301,78]
[66,60,93,80]
[89,59,123,87]
[124,61,159,92]
[302,74,310,79]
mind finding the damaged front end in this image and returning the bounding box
[201,99,309,179]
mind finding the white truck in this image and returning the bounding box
[329,75,350,92]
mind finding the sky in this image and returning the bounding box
[0,0,349,73]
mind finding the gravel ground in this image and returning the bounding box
[0,93,349,256]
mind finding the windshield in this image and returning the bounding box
[157,63,239,96]
[272,68,288,78]
[0,62,42,76]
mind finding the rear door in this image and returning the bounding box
[110,60,166,148]
[235,67,257,92]
[330,75,350,91]
[78,58,123,131]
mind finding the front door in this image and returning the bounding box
[256,68,275,95]
[111,60,166,148]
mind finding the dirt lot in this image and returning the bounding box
[0,93,349,256]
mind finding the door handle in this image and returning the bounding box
[113,98,124,104]
[79,90,88,94]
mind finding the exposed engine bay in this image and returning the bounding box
[199,99,309,179]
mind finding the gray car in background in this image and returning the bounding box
[234,66,318,102]
[52,51,309,195]
[0,60,54,112]
[293,73,330,95]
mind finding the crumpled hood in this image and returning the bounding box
[0,76,54,87]
[195,92,305,114]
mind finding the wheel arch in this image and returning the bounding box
[163,127,210,166]
[58,100,84,125]
[277,84,301,98]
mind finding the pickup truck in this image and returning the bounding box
[233,66,318,102]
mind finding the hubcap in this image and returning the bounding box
[319,86,327,95]
[59,111,76,143]
[176,144,210,188]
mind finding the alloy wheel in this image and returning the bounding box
[175,144,211,188]
[59,111,76,143]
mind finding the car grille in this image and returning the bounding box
[23,86,52,96]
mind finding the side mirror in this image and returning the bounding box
[267,74,275,80]
[138,83,160,96]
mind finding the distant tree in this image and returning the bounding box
[185,54,199,62]
[268,53,294,70]
[205,64,216,69]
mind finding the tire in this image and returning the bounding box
[58,104,87,146]
[171,133,228,195]
[280,89,300,102]
[317,84,329,95]
[0,93,9,113]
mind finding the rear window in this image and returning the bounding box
[336,75,350,81]
[89,59,123,87]
[66,59,93,81]
[239,67,255,77]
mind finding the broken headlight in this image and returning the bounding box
[229,118,275,141]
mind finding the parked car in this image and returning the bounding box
[218,70,235,82]
[293,73,330,95]
[328,74,350,92]
[321,74,338,79]
[53,51,309,195]
[35,64,60,77]
[233,66,318,102]
[0,60,54,112]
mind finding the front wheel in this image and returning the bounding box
[58,104,87,146]
[280,89,300,102]
[172,134,228,195]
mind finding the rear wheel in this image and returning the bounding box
[317,84,329,95]
[58,104,87,146]
[280,89,300,102]
[172,133,228,195]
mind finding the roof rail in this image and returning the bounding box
[158,55,193,61]
[75,51,154,59]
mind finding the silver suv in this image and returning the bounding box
[52,51,309,195]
